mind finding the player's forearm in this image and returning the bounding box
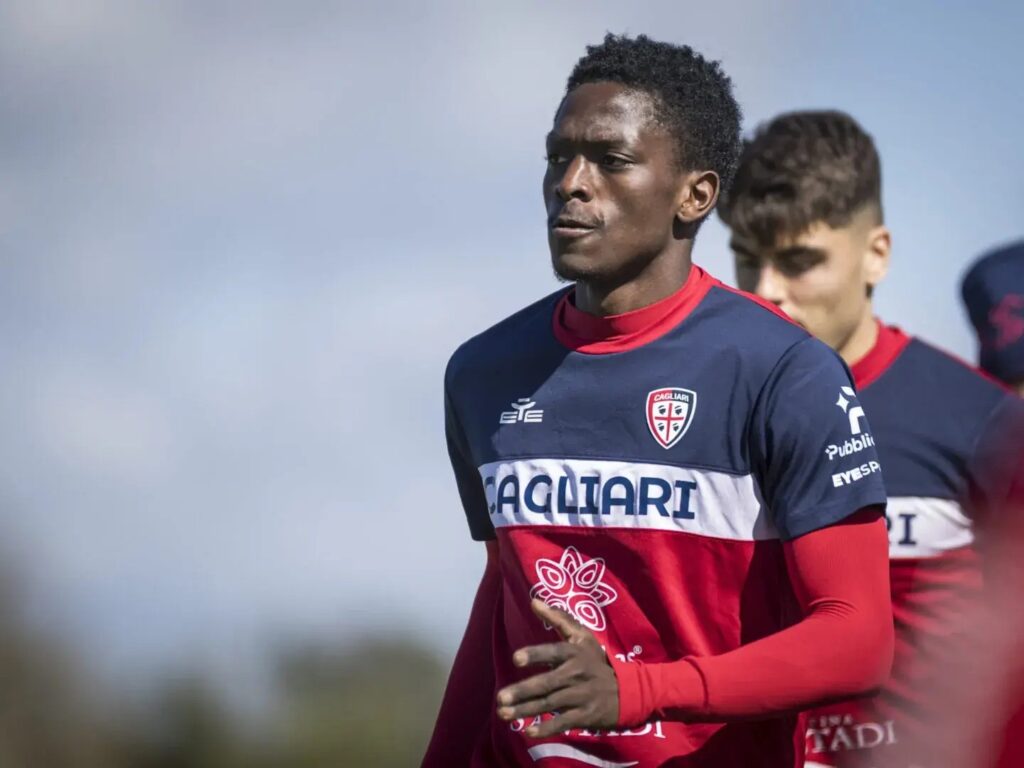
[613,621,891,723]
[422,541,500,767]
[693,589,891,717]
[613,509,893,724]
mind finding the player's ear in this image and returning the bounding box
[864,224,891,290]
[676,170,720,224]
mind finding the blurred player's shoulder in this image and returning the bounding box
[444,287,569,391]
[709,280,798,327]
[900,335,1013,404]
[694,277,839,371]
[868,332,1020,453]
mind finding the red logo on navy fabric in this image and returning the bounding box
[646,388,696,449]
[988,294,1024,350]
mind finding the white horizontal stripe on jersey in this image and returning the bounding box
[478,457,775,541]
[527,744,639,767]
[886,496,974,559]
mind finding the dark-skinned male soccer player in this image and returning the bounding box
[423,37,894,768]
[719,111,1024,768]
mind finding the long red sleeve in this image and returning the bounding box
[421,541,500,766]
[612,507,893,725]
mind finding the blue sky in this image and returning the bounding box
[0,0,1021,692]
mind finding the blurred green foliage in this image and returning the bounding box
[0,573,448,767]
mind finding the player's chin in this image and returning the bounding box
[550,242,611,283]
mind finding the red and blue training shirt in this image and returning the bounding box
[442,266,889,767]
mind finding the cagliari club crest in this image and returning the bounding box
[646,387,697,449]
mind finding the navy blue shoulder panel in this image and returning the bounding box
[860,338,1011,500]
[445,287,569,394]
[445,284,818,474]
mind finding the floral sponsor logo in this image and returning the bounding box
[529,546,617,632]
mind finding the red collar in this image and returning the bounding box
[552,265,716,354]
[850,320,912,389]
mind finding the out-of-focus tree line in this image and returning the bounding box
[0,570,447,767]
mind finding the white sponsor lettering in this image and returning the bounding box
[830,460,881,487]
[806,714,898,756]
[825,432,875,461]
[577,722,667,739]
[527,744,639,767]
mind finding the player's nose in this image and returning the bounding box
[555,155,594,202]
[754,265,786,305]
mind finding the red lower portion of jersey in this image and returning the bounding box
[472,526,804,768]
[804,546,982,767]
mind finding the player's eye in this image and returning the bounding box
[733,252,760,270]
[546,152,568,166]
[776,254,823,277]
[601,154,631,169]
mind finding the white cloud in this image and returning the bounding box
[31,363,177,485]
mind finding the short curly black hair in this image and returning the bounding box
[719,110,882,246]
[566,33,742,193]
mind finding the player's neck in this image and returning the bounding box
[574,248,694,317]
[838,308,880,368]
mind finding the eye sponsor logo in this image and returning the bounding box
[831,460,881,488]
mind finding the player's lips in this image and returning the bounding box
[549,214,601,238]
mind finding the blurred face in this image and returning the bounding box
[730,210,890,352]
[544,82,702,285]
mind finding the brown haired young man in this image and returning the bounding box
[720,110,1024,767]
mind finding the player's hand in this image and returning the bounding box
[496,598,619,738]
